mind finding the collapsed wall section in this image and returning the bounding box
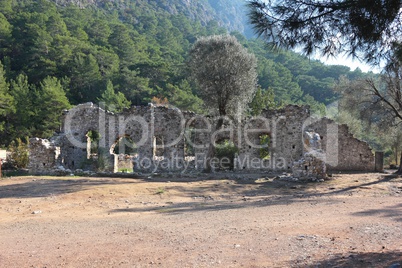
[28,138,61,173]
[305,117,375,172]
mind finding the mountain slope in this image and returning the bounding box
[50,0,252,36]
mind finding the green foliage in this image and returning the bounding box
[215,140,239,170]
[87,130,100,143]
[113,136,137,155]
[98,80,131,113]
[68,53,102,103]
[7,138,29,169]
[259,134,270,160]
[118,168,133,173]
[330,75,401,165]
[189,35,257,116]
[0,0,377,148]
[0,13,12,56]
[80,145,110,172]
[247,0,402,63]
[250,86,276,115]
[0,61,13,131]
[166,81,203,113]
[1,74,70,145]
[32,76,71,136]
[96,147,110,172]
[155,187,165,195]
[7,74,32,142]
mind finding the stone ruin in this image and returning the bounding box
[28,103,376,179]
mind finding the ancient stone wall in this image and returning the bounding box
[28,138,61,173]
[306,117,375,171]
[292,152,327,181]
[28,103,375,175]
[236,105,310,171]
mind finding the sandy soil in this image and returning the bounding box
[0,172,401,267]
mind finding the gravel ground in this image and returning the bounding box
[0,172,401,267]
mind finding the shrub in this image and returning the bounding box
[215,140,239,170]
[7,138,29,169]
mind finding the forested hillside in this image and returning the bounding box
[0,0,373,147]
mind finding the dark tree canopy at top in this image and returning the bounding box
[247,0,402,64]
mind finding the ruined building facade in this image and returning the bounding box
[28,103,375,175]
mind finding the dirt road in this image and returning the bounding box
[0,173,401,267]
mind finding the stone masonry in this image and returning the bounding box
[28,138,61,173]
[28,103,376,175]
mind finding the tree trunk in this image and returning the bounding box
[204,118,224,173]
[204,143,216,173]
[397,151,402,174]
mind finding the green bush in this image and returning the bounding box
[215,140,239,170]
[96,147,110,172]
[259,134,271,160]
[7,138,29,169]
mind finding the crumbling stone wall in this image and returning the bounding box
[292,152,327,181]
[305,117,375,172]
[59,103,103,170]
[28,138,61,173]
[28,103,375,174]
[236,105,310,171]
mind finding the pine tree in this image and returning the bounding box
[32,76,71,136]
[98,80,131,113]
[0,61,14,132]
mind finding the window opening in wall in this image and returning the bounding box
[153,135,165,160]
[215,138,238,170]
[111,135,137,173]
[259,134,271,160]
[184,128,195,161]
[112,136,137,156]
[84,130,109,171]
[86,130,101,159]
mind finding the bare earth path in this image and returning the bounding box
[0,173,401,267]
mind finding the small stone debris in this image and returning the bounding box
[292,151,327,181]
[32,210,42,214]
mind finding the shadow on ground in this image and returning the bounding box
[303,251,402,268]
[109,194,342,215]
[352,203,402,222]
[0,178,137,199]
[1,173,400,215]
[327,173,401,194]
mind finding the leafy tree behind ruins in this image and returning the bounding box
[189,35,258,171]
[189,35,257,116]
